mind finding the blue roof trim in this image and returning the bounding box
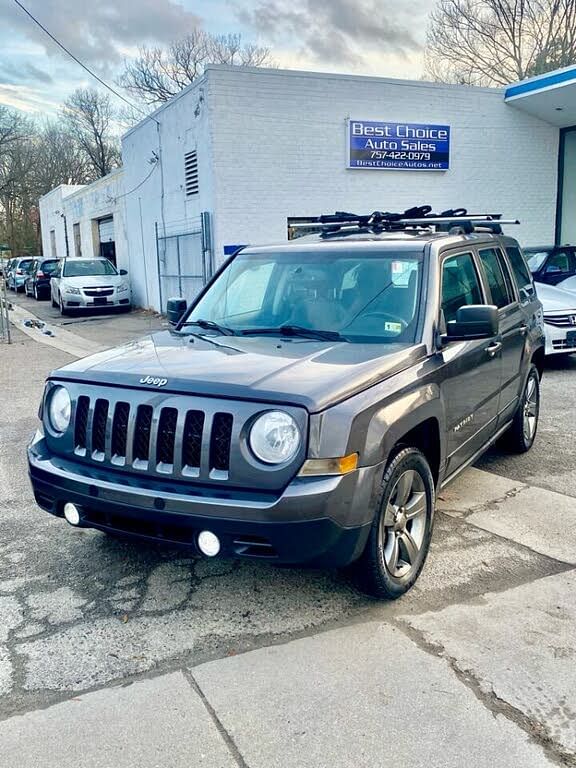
[505,67,576,99]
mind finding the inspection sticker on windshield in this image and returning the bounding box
[391,261,404,274]
[384,321,402,333]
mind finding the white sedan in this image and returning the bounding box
[535,281,576,355]
[50,257,131,316]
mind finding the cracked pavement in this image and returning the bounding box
[2,323,576,766]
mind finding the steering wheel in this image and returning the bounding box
[359,311,408,334]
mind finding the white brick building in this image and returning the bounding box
[40,64,576,311]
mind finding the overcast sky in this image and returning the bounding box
[0,0,435,113]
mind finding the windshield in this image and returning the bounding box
[526,252,548,273]
[184,249,425,343]
[63,259,117,277]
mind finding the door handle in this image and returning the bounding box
[485,341,502,358]
[520,324,528,336]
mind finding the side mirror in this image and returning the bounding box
[446,304,499,340]
[167,297,187,326]
[119,268,128,276]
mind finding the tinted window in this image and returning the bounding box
[441,252,483,323]
[186,249,425,344]
[506,246,535,301]
[478,248,513,308]
[63,259,117,277]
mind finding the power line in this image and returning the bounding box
[12,0,148,117]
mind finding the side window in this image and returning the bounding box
[478,248,514,309]
[441,252,483,323]
[506,246,536,302]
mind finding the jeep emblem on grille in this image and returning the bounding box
[140,376,168,387]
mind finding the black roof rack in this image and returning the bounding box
[290,206,520,238]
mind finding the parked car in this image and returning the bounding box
[29,207,544,600]
[533,280,576,355]
[50,257,131,316]
[24,258,60,301]
[8,256,34,292]
[525,245,576,291]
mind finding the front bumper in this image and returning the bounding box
[28,433,380,567]
[62,294,131,309]
[544,322,576,355]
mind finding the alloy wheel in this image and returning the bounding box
[380,469,428,579]
[523,374,539,443]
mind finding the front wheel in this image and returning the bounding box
[504,364,540,453]
[350,447,435,600]
[59,294,68,317]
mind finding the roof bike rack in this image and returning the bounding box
[289,206,520,237]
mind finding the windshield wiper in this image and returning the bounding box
[240,325,345,342]
[180,319,236,336]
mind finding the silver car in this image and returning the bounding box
[535,281,576,355]
[50,258,131,316]
[8,257,34,292]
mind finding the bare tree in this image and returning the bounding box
[425,0,576,86]
[0,107,31,196]
[61,88,121,178]
[120,29,274,106]
[33,122,92,195]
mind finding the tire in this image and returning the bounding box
[59,294,68,317]
[34,285,40,301]
[350,447,435,600]
[504,364,540,453]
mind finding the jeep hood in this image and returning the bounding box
[51,330,426,412]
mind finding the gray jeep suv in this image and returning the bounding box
[28,208,544,599]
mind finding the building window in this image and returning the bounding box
[50,229,56,258]
[184,150,199,196]
[73,223,82,257]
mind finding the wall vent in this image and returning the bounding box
[185,151,199,196]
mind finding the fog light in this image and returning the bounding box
[63,502,80,526]
[197,530,221,557]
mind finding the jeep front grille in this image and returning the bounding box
[72,396,234,478]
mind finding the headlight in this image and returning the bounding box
[48,386,71,434]
[65,286,81,295]
[117,282,129,292]
[249,411,301,464]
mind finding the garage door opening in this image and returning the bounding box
[98,217,116,266]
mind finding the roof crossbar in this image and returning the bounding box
[290,206,520,237]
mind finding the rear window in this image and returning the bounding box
[41,260,59,275]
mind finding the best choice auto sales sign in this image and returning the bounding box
[348,120,450,171]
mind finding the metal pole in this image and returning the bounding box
[0,269,11,343]
[176,234,182,297]
[155,221,163,313]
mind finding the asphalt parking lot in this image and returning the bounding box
[3,294,576,766]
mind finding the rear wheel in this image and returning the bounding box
[350,447,435,600]
[504,364,540,453]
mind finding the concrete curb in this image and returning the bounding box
[8,303,106,359]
